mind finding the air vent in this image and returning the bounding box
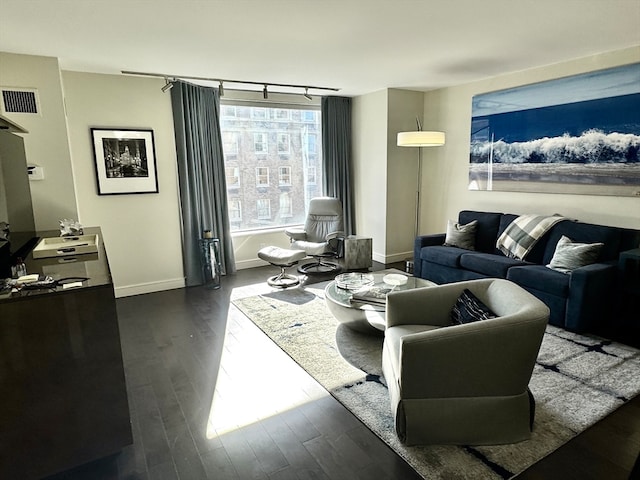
[1,88,40,114]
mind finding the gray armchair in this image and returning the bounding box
[382,278,549,446]
[285,197,344,274]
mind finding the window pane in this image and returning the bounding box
[279,166,291,186]
[254,133,268,154]
[277,133,290,154]
[256,167,269,186]
[257,198,271,219]
[226,166,240,188]
[221,103,323,231]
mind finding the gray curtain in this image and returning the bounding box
[321,96,355,235]
[171,81,236,286]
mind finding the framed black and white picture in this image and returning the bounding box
[91,128,159,195]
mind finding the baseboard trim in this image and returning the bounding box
[372,251,413,265]
[115,277,186,298]
[235,258,270,270]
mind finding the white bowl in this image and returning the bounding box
[383,273,408,286]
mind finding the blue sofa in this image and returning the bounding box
[414,210,640,334]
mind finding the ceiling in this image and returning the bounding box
[1,0,639,97]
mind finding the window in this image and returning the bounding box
[252,107,267,119]
[221,105,237,117]
[223,132,239,156]
[302,110,316,122]
[256,167,269,186]
[254,133,268,154]
[305,133,318,155]
[256,199,271,220]
[226,166,240,188]
[278,166,291,186]
[220,102,322,231]
[274,109,290,121]
[306,166,317,185]
[277,133,290,154]
[279,192,293,218]
[229,199,242,222]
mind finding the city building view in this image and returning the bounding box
[219,103,323,231]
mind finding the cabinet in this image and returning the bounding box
[0,227,132,479]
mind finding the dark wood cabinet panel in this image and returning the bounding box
[0,228,132,479]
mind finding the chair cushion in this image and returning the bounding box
[257,246,307,265]
[450,289,497,325]
[546,235,604,273]
[459,252,527,278]
[290,240,327,256]
[444,220,477,250]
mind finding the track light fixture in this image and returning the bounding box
[123,70,340,97]
[161,77,173,92]
[303,88,313,101]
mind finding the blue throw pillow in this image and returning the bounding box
[451,289,497,325]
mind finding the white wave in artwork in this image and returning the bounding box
[470,129,640,165]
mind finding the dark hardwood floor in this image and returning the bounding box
[45,263,639,480]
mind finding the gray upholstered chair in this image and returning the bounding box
[285,197,344,274]
[382,278,549,446]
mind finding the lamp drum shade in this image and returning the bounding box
[397,131,446,147]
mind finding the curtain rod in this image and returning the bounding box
[121,70,341,93]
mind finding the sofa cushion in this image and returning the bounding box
[458,211,503,254]
[450,289,497,325]
[444,219,477,250]
[507,265,570,297]
[459,252,528,278]
[421,245,472,268]
[542,221,621,264]
[546,235,604,273]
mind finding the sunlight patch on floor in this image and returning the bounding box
[206,284,327,438]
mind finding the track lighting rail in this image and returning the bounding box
[121,70,340,98]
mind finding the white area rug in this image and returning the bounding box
[232,282,640,479]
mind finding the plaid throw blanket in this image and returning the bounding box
[496,214,566,260]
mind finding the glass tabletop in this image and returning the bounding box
[325,271,434,310]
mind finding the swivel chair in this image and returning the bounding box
[383,278,549,446]
[285,197,344,274]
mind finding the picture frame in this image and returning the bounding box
[469,63,640,197]
[91,128,159,195]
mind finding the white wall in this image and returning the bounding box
[386,89,424,261]
[62,71,185,297]
[420,46,640,234]
[352,89,389,262]
[0,53,78,229]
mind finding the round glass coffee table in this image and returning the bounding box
[324,271,435,334]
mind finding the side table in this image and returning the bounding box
[338,235,372,271]
[199,238,221,289]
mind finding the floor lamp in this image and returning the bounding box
[397,122,445,269]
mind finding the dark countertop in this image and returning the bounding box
[0,226,112,303]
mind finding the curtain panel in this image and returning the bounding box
[321,96,355,235]
[171,81,236,286]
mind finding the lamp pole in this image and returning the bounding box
[396,123,446,259]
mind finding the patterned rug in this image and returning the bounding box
[231,283,640,479]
